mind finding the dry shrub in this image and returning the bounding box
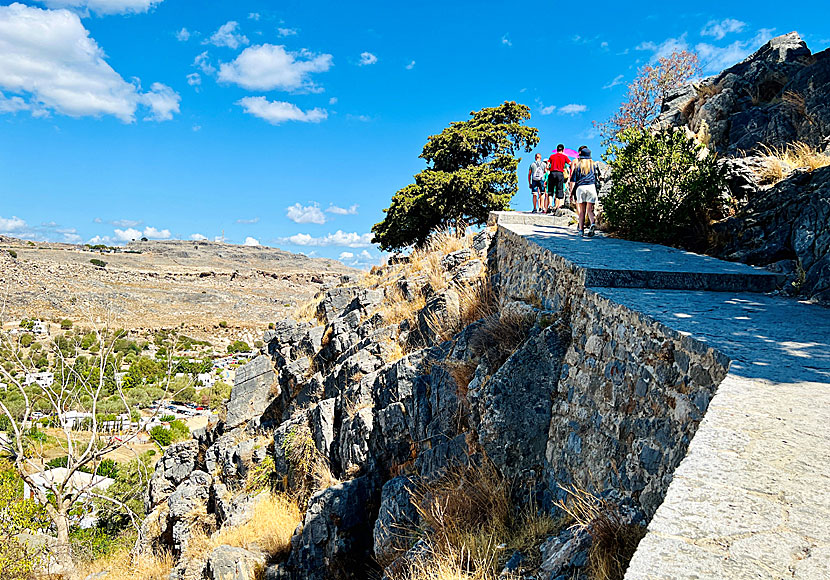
[282,423,340,499]
[468,310,535,370]
[408,230,475,294]
[76,548,174,580]
[457,280,498,329]
[556,486,647,580]
[441,358,478,394]
[397,462,561,580]
[757,142,830,184]
[782,90,807,117]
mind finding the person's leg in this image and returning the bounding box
[554,173,564,210]
[587,202,596,226]
[532,184,539,212]
[577,202,586,233]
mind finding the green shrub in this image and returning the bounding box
[6,249,16,259]
[218,320,228,328]
[227,340,251,354]
[150,425,172,446]
[603,127,726,248]
[90,258,107,268]
[19,334,33,348]
[60,319,73,330]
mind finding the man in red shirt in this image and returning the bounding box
[547,144,572,212]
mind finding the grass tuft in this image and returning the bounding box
[556,486,647,580]
[757,142,830,184]
[76,547,175,580]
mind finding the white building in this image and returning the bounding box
[62,411,93,430]
[32,321,48,336]
[23,372,54,389]
[23,467,114,502]
[197,372,216,388]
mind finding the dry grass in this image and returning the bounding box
[467,310,535,370]
[556,486,647,580]
[281,422,340,498]
[441,358,478,393]
[76,548,175,580]
[392,462,562,580]
[757,142,830,184]
[379,283,427,329]
[294,293,326,325]
[782,90,808,117]
[196,494,302,558]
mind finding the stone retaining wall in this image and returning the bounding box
[493,225,731,516]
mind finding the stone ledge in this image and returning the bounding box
[491,216,782,293]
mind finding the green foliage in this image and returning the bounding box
[44,457,118,478]
[227,340,251,354]
[60,319,73,330]
[90,258,107,268]
[0,461,49,579]
[93,452,155,535]
[18,334,33,348]
[80,333,97,350]
[18,319,35,331]
[6,249,17,259]
[218,320,228,328]
[603,128,726,247]
[372,101,540,251]
[149,425,172,446]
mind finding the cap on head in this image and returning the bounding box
[557,144,564,152]
[578,147,592,159]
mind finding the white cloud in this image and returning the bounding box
[207,21,249,50]
[328,96,338,105]
[278,27,298,36]
[406,60,416,70]
[176,27,190,42]
[187,72,201,86]
[236,217,260,224]
[41,0,163,16]
[326,204,358,215]
[0,4,180,122]
[0,92,30,114]
[0,215,26,232]
[111,219,141,227]
[113,225,170,241]
[190,233,207,241]
[283,231,374,248]
[600,41,609,49]
[501,34,512,47]
[286,203,326,224]
[140,82,180,121]
[540,105,556,115]
[358,52,378,66]
[194,51,216,75]
[339,251,354,260]
[603,74,625,89]
[346,114,371,122]
[248,12,260,21]
[558,104,587,115]
[636,34,690,62]
[218,44,333,92]
[701,18,746,40]
[359,250,372,260]
[238,96,327,125]
[696,28,776,73]
[244,237,260,246]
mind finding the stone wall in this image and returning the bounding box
[493,225,730,516]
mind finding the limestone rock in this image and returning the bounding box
[373,476,419,566]
[226,355,278,429]
[207,545,266,580]
[416,289,460,345]
[145,440,199,511]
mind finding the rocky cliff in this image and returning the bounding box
[658,32,830,305]
[134,225,737,580]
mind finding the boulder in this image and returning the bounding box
[373,476,419,566]
[207,545,266,580]
[470,323,569,485]
[316,287,361,324]
[441,249,473,271]
[416,289,460,346]
[472,230,493,257]
[145,440,199,511]
[452,259,484,284]
[538,527,592,579]
[279,476,381,580]
[226,355,278,430]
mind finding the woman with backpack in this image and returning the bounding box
[569,147,600,237]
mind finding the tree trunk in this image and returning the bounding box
[52,508,77,580]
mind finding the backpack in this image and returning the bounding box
[532,161,545,180]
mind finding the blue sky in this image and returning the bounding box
[1,1,828,267]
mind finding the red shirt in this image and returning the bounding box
[548,152,571,172]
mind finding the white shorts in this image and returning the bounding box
[575,184,598,204]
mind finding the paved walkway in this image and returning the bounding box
[492,214,830,579]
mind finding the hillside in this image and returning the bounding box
[0,237,358,334]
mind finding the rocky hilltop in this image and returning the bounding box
[0,238,356,332]
[659,32,830,305]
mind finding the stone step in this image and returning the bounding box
[491,214,782,293]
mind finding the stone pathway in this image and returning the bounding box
[491,214,830,579]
